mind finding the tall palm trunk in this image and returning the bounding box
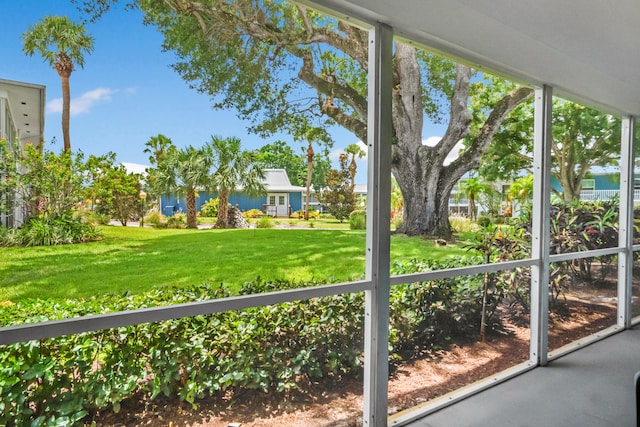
[60,74,71,151]
[55,52,74,152]
[304,142,314,221]
[186,189,197,229]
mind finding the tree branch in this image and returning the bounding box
[446,85,534,178]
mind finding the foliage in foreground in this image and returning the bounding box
[0,258,484,425]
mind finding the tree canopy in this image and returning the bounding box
[78,0,532,236]
[480,99,621,202]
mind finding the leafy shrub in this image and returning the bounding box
[144,209,166,228]
[349,209,366,230]
[449,213,479,233]
[477,215,491,228]
[291,210,320,219]
[389,257,484,355]
[0,213,100,247]
[242,208,262,219]
[0,264,489,425]
[256,215,274,228]
[90,212,111,225]
[166,212,186,229]
[0,282,364,425]
[199,198,219,217]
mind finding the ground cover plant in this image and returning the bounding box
[0,226,469,304]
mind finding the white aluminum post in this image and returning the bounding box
[530,86,552,366]
[618,117,635,328]
[363,22,393,427]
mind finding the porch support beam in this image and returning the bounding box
[363,22,393,427]
[618,116,635,328]
[530,85,553,366]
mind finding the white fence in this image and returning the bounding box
[578,189,640,201]
[448,189,640,217]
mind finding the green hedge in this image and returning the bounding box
[0,257,484,425]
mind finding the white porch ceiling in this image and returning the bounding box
[0,78,45,146]
[302,0,640,118]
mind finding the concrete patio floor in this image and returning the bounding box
[406,326,640,427]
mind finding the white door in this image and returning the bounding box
[267,193,288,217]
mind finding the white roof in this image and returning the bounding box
[303,0,640,118]
[263,169,306,192]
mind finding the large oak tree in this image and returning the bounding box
[80,0,532,236]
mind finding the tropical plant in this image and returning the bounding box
[144,134,175,166]
[22,16,94,151]
[199,197,219,218]
[11,145,88,218]
[207,136,265,228]
[460,176,490,221]
[344,143,366,190]
[153,145,213,228]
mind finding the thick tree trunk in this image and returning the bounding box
[391,45,471,238]
[216,192,229,228]
[186,189,197,229]
[390,44,533,237]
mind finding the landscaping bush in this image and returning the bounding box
[476,215,491,228]
[242,208,262,219]
[389,257,484,355]
[291,210,320,220]
[349,209,366,230]
[256,215,274,228]
[166,212,186,229]
[0,265,488,425]
[449,213,479,233]
[144,209,166,228]
[0,212,100,247]
[199,198,219,218]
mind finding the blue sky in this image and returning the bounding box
[1,1,447,183]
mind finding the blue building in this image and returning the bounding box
[161,169,306,217]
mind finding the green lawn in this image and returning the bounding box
[0,226,469,302]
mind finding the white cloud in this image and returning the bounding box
[46,88,118,116]
[121,162,149,175]
[422,136,464,166]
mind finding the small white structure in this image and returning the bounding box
[262,169,306,217]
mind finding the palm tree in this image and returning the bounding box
[461,176,489,221]
[154,145,212,228]
[144,134,175,210]
[208,136,265,228]
[344,143,366,191]
[144,134,175,166]
[508,174,534,205]
[22,16,94,152]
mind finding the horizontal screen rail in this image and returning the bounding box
[390,259,536,286]
[0,280,372,346]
